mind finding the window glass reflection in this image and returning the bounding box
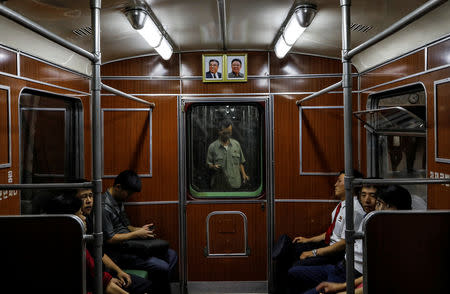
[187,103,263,197]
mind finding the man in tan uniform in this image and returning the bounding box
[207,119,249,190]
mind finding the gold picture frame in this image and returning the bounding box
[202,54,225,82]
[224,54,247,82]
[202,54,248,83]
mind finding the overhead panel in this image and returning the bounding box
[225,0,292,50]
[149,0,222,52]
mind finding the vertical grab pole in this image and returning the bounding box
[341,1,355,294]
[91,1,103,294]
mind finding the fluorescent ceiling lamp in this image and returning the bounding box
[136,17,162,48]
[283,16,306,46]
[274,3,317,59]
[155,37,173,60]
[274,37,291,59]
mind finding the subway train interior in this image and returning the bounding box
[0,0,450,293]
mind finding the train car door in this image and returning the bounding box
[179,97,273,290]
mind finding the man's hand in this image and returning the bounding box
[211,164,221,171]
[242,174,250,183]
[316,281,346,293]
[292,236,309,243]
[107,278,130,294]
[133,227,155,239]
[116,271,132,288]
[300,250,314,260]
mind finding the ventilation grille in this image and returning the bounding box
[72,26,92,37]
[351,23,373,33]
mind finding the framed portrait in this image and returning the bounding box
[224,54,247,82]
[203,55,225,82]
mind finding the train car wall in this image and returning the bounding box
[101,51,360,279]
[0,46,90,215]
[359,37,450,209]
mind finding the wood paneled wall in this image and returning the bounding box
[3,35,449,280]
[0,88,9,165]
[275,202,338,238]
[0,47,90,214]
[102,110,151,176]
[100,94,178,203]
[101,51,352,281]
[20,56,90,93]
[427,38,450,69]
[435,80,450,160]
[360,50,425,90]
[359,37,450,209]
[0,47,17,75]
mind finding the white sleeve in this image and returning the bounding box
[339,198,366,239]
[353,197,366,231]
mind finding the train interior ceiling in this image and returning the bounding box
[1,0,450,294]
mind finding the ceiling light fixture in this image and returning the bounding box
[125,7,173,60]
[274,3,317,59]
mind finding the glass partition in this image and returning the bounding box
[186,102,264,198]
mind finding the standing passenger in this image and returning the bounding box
[207,118,249,190]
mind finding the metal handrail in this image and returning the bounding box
[0,4,97,62]
[101,83,155,108]
[353,177,450,186]
[345,0,447,60]
[0,182,93,190]
[296,81,342,105]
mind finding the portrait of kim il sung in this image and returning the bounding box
[203,55,224,82]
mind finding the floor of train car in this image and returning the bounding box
[172,281,268,294]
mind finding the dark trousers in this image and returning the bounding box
[272,235,344,294]
[287,261,361,294]
[108,248,178,294]
[127,274,153,294]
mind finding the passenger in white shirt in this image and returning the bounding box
[314,185,412,294]
[286,183,379,294]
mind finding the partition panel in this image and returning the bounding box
[364,211,450,294]
[102,54,180,76]
[0,87,10,168]
[427,38,450,69]
[102,108,152,177]
[0,47,17,75]
[20,55,89,92]
[434,79,450,162]
[360,50,425,90]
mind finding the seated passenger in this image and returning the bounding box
[102,170,178,294]
[73,179,152,294]
[294,184,411,294]
[45,193,133,294]
[272,170,367,294]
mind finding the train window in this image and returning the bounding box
[20,89,83,214]
[361,84,427,203]
[186,103,264,198]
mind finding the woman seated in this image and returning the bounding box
[45,193,151,294]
